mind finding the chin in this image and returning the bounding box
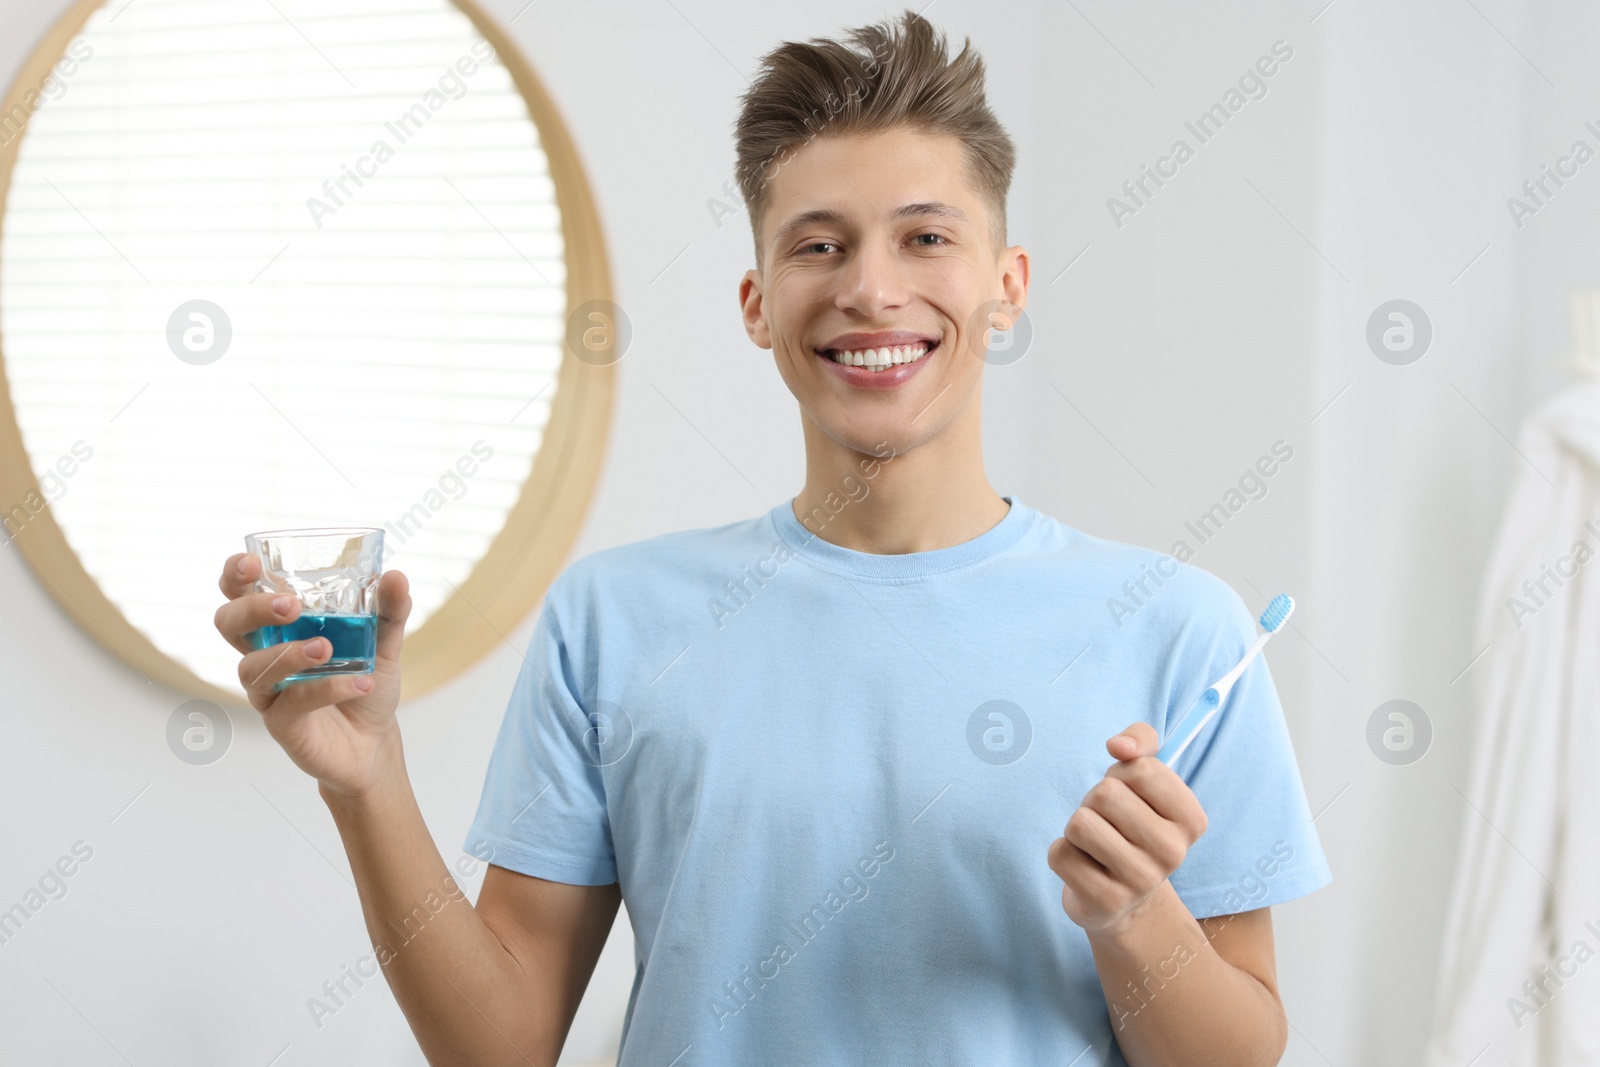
[819,417,921,459]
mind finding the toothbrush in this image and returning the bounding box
[1156,594,1295,769]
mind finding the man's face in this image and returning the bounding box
[739,127,1028,459]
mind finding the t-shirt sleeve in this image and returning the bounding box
[1160,575,1333,918]
[461,571,618,885]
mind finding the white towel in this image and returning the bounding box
[1425,379,1600,1067]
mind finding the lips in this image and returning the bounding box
[812,338,938,388]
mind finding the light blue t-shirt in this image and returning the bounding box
[463,495,1332,1066]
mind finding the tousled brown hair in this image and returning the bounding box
[733,10,1016,269]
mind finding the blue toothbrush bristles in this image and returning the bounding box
[1259,594,1294,633]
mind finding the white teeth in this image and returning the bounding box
[826,343,932,369]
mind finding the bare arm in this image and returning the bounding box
[320,750,620,1066]
[1086,887,1286,1066]
[215,553,618,1066]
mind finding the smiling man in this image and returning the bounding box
[215,9,1330,1066]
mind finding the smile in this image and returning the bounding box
[816,340,937,372]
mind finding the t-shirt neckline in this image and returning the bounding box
[769,493,1033,581]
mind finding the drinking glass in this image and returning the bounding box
[243,527,384,690]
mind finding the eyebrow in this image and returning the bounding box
[772,201,971,250]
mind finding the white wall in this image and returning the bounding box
[0,0,1575,1064]
[1298,1,1527,1063]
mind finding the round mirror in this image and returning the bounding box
[0,0,615,700]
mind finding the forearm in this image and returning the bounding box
[1087,881,1287,1067]
[319,729,550,1067]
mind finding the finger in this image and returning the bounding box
[1106,756,1209,838]
[220,552,260,599]
[1051,830,1139,919]
[214,588,301,656]
[257,669,375,719]
[1048,834,1108,885]
[1063,803,1162,892]
[1050,841,1128,928]
[237,635,337,707]
[373,569,412,664]
[1083,776,1192,873]
[1106,721,1158,762]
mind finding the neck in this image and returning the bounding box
[790,395,1009,554]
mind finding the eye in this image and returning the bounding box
[912,232,949,247]
[800,241,838,255]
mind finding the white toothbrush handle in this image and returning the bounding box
[1208,630,1270,707]
[1157,629,1276,768]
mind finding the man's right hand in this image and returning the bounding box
[214,553,413,798]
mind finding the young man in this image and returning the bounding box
[214,10,1329,1065]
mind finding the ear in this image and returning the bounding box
[1000,244,1030,319]
[739,268,772,349]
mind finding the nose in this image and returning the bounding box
[834,230,910,319]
